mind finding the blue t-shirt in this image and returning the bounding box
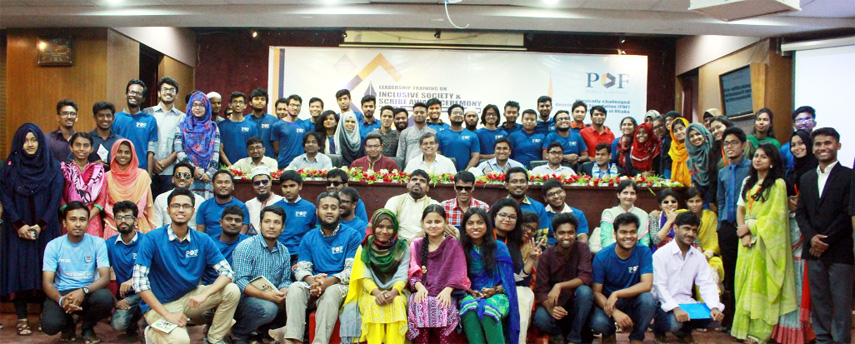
[592,243,653,297]
[218,118,259,164]
[475,128,508,156]
[543,131,588,156]
[546,207,589,237]
[272,198,318,254]
[196,197,251,238]
[359,118,382,141]
[535,118,555,135]
[427,122,450,133]
[43,234,110,292]
[106,232,145,292]
[135,226,226,314]
[502,123,522,135]
[341,217,368,239]
[507,130,545,168]
[247,113,279,158]
[302,118,316,132]
[437,128,480,171]
[271,120,307,169]
[113,111,158,169]
[520,196,553,244]
[298,225,362,275]
[355,199,368,223]
[203,234,249,284]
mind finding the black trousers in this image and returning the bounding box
[40,289,113,335]
[717,221,739,328]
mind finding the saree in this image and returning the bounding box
[102,139,154,238]
[669,118,691,186]
[60,161,105,236]
[731,179,797,343]
[458,242,521,344]
[697,209,725,288]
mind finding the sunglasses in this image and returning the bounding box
[253,179,270,187]
[174,172,192,180]
[454,185,474,192]
[326,180,343,187]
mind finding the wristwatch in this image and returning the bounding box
[82,287,90,295]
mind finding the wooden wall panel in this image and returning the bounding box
[106,29,140,113]
[157,55,194,111]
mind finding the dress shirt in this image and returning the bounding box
[232,234,292,291]
[817,160,838,197]
[369,128,399,157]
[286,153,333,170]
[441,197,490,227]
[476,158,525,174]
[531,164,577,177]
[404,154,457,175]
[534,243,593,306]
[231,156,279,174]
[47,129,74,161]
[652,240,723,313]
[384,194,440,241]
[396,125,436,163]
[145,103,186,175]
[716,156,751,224]
[88,129,122,164]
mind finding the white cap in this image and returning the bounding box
[250,166,271,180]
[206,92,222,100]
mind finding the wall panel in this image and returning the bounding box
[106,29,141,113]
[157,55,195,111]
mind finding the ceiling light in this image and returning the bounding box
[544,0,559,4]
[252,31,258,38]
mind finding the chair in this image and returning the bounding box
[390,156,404,171]
[530,160,548,169]
[328,154,343,168]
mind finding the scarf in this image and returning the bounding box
[61,161,105,205]
[465,242,521,344]
[617,135,632,169]
[669,118,691,186]
[630,123,660,172]
[335,112,362,164]
[179,91,217,168]
[361,209,409,285]
[686,123,715,187]
[107,139,150,206]
[408,236,471,295]
[3,123,60,195]
[789,130,817,192]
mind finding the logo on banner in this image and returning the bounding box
[586,73,629,89]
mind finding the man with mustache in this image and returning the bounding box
[107,201,147,338]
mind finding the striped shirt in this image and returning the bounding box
[232,234,292,292]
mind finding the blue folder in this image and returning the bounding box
[679,303,711,319]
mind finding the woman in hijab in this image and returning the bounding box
[60,132,106,236]
[174,91,221,199]
[629,122,660,176]
[100,139,154,238]
[710,116,735,171]
[669,117,691,186]
[0,123,64,336]
[335,112,363,165]
[686,123,716,208]
[611,116,637,171]
[341,209,411,344]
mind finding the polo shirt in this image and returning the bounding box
[272,198,318,254]
[475,127,508,156]
[43,234,110,291]
[543,130,588,156]
[593,243,653,298]
[507,129,545,168]
[516,195,553,244]
[217,117,259,164]
[203,234,250,284]
[297,225,362,275]
[437,128,480,171]
[579,126,615,157]
[359,117,382,141]
[106,232,144,294]
[112,110,158,169]
[247,113,280,158]
[271,120,307,169]
[145,104,186,175]
[535,118,555,135]
[88,129,123,164]
[196,197,251,238]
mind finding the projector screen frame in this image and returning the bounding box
[719,64,754,118]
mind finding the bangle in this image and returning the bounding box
[58,296,64,307]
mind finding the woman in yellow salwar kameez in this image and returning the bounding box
[685,187,725,292]
[340,209,410,344]
[732,143,797,344]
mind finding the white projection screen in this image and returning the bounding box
[794,44,855,167]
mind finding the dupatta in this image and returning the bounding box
[669,118,691,186]
[465,242,521,344]
[61,161,105,205]
[105,139,153,232]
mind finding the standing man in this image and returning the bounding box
[425,98,449,132]
[532,142,578,177]
[274,97,291,121]
[384,170,440,241]
[403,132,457,175]
[203,206,250,285]
[196,171,251,238]
[218,91,258,166]
[475,137,524,174]
[579,106,615,158]
[282,191,362,344]
[338,187,368,234]
[541,179,589,243]
[396,102,436,165]
[153,160,205,230]
[359,95,381,140]
[475,104,508,160]
[437,103,481,171]
[88,101,122,166]
[107,201,146,337]
[303,97,324,132]
[781,106,817,170]
[144,77,186,196]
[508,109,546,168]
[245,166,283,235]
[350,133,399,171]
[715,126,750,329]
[47,99,79,161]
[796,127,854,344]
[207,92,224,122]
[505,167,552,244]
[441,170,490,228]
[569,101,589,134]
[247,88,280,159]
[231,136,279,173]
[274,170,318,262]
[336,89,362,119]
[543,110,589,167]
[113,79,157,170]
[369,105,399,157]
[271,108,307,169]
[325,169,368,223]
[579,143,622,178]
[393,108,409,133]
[464,108,480,132]
[535,95,555,135]
[287,95,303,122]
[132,187,241,344]
[500,100,522,134]
[41,202,113,343]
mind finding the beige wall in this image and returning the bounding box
[157,55,195,111]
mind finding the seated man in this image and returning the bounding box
[231,136,279,173]
[107,201,146,337]
[274,170,318,262]
[440,170,490,228]
[403,132,457,175]
[41,201,113,343]
[532,142,577,177]
[590,212,656,344]
[383,169,440,241]
[245,166,283,235]
[232,206,292,344]
[203,205,250,285]
[338,187,368,235]
[287,131,333,171]
[133,187,241,344]
[579,143,622,178]
[533,213,594,344]
[325,168,368,222]
[541,179,590,243]
[652,212,724,344]
[280,192,362,344]
[153,160,205,229]
[474,137,524,175]
[350,132,399,171]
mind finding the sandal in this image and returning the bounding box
[83,331,103,344]
[60,329,78,342]
[16,319,32,336]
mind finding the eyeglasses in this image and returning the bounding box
[60,111,78,117]
[231,100,246,105]
[326,180,343,187]
[169,204,194,210]
[115,215,135,221]
[253,179,270,187]
[545,189,564,198]
[191,103,205,109]
[454,184,474,192]
[128,91,143,97]
[497,212,518,221]
[795,118,814,124]
[160,87,176,94]
[174,172,192,180]
[723,140,742,147]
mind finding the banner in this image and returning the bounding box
[269,47,647,130]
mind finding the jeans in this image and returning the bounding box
[590,292,656,341]
[232,295,287,341]
[808,259,854,344]
[652,306,718,336]
[41,289,113,335]
[532,285,594,343]
[111,293,143,333]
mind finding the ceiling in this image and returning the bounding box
[1,0,853,37]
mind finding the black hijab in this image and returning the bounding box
[789,130,818,192]
[2,123,60,195]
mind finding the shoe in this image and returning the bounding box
[548,333,566,344]
[674,330,697,344]
[601,334,617,344]
[653,334,668,344]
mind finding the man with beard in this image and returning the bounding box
[437,103,480,171]
[359,95,381,140]
[590,213,656,344]
[153,160,205,229]
[218,91,258,166]
[781,106,817,170]
[41,202,113,344]
[350,133,399,172]
[505,167,551,244]
[281,191,362,344]
[231,136,279,173]
[46,99,78,161]
[384,169,440,241]
[580,106,615,158]
[144,77,186,196]
[396,102,436,165]
[500,100,522,134]
[475,137,524,174]
[535,95,555,135]
[325,169,368,223]
[652,212,724,344]
[475,104,508,160]
[569,101,589,134]
[273,170,318,263]
[107,201,146,337]
[543,110,589,167]
[425,97,449,132]
[196,171,251,238]
[508,109,546,168]
[88,101,123,166]
[281,95,303,123]
[464,108,479,132]
[203,205,250,285]
[541,179,589,243]
[532,212,594,344]
[338,187,367,236]
[232,206,291,344]
[114,79,157,170]
[132,187,241,344]
[302,97,324,132]
[393,107,409,133]
[245,166,283,235]
[207,92,224,123]
[368,105,399,157]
